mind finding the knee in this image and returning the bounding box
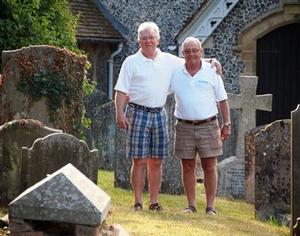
[182,160,196,173]
[202,164,217,174]
[133,159,147,168]
[148,159,162,169]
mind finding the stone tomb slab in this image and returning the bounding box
[9,163,111,229]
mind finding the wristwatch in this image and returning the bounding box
[223,121,231,127]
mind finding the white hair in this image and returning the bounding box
[182,37,202,49]
[137,22,160,41]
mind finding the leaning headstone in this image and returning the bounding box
[0,119,61,206]
[217,156,245,198]
[255,120,290,225]
[244,125,266,203]
[0,45,87,137]
[9,164,111,235]
[21,133,99,191]
[114,95,184,194]
[228,75,272,159]
[291,104,300,234]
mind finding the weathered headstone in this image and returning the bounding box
[244,125,266,203]
[9,164,111,235]
[291,104,300,235]
[0,45,87,137]
[217,156,245,198]
[255,120,290,225]
[21,133,99,191]
[228,75,272,159]
[85,100,116,170]
[114,95,184,194]
[0,119,62,206]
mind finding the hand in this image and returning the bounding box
[210,58,223,76]
[221,125,231,141]
[116,112,129,129]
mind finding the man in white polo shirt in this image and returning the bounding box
[170,37,231,215]
[114,22,222,212]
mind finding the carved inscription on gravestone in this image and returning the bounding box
[217,156,245,198]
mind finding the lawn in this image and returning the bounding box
[98,170,289,236]
[0,170,289,236]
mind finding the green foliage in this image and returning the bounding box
[0,0,79,62]
[17,72,78,119]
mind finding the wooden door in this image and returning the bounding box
[256,23,300,125]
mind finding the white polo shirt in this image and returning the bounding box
[169,60,228,120]
[115,48,183,108]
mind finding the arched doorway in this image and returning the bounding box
[256,23,300,125]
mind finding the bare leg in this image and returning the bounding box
[182,158,197,207]
[201,157,218,209]
[131,158,147,204]
[147,158,162,204]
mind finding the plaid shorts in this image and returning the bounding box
[125,105,169,159]
[175,119,223,159]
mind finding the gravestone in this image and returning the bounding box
[21,133,99,192]
[9,164,111,235]
[0,119,61,206]
[217,156,245,198]
[0,45,87,137]
[114,95,184,194]
[244,125,266,203]
[291,104,300,235]
[85,100,116,170]
[255,120,290,225]
[228,75,272,159]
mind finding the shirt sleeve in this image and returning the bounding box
[214,74,228,102]
[114,57,133,94]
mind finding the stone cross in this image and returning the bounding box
[291,104,300,235]
[228,75,272,159]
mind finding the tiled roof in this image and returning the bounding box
[69,0,124,42]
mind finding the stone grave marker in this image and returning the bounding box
[228,75,272,159]
[0,119,62,206]
[21,133,99,191]
[0,45,87,137]
[244,125,266,203]
[114,94,184,194]
[255,120,290,225]
[217,156,245,198]
[291,104,300,234]
[85,100,116,170]
[9,164,111,235]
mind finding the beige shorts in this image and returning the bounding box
[174,119,223,159]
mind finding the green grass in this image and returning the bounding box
[0,170,289,236]
[99,170,289,236]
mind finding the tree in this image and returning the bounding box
[0,0,79,65]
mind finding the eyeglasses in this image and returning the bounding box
[140,35,157,41]
[183,48,201,54]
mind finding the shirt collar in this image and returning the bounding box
[137,48,162,62]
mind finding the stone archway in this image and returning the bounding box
[236,3,300,75]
